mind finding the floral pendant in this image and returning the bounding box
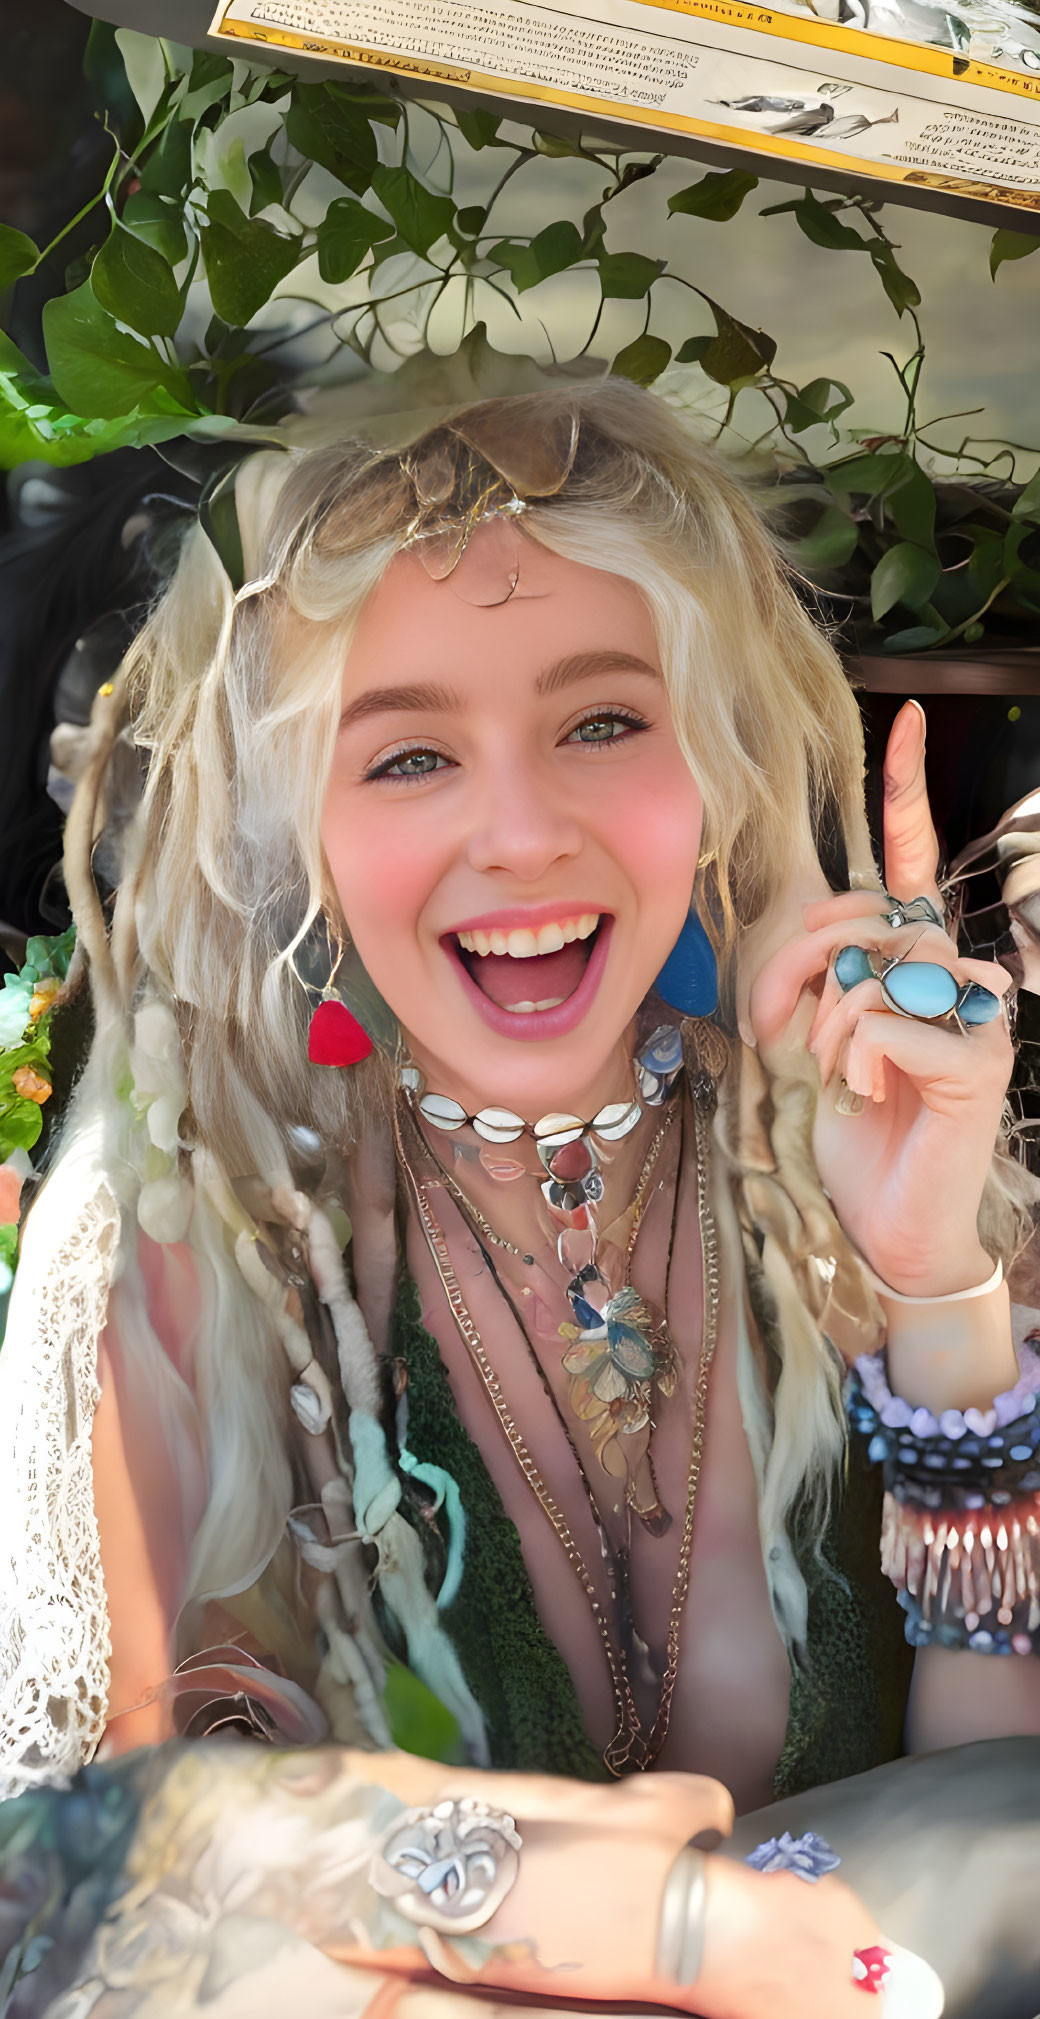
[560,1286,676,1532]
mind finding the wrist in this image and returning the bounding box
[875,1271,1019,1415]
[866,1243,996,1302]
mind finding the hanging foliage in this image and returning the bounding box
[0,27,1038,654]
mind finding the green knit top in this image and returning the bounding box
[389,1272,915,1800]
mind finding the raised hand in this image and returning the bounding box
[750,701,1014,1296]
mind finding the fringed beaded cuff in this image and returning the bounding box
[847,1345,1040,1656]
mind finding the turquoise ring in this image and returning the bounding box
[834,945,1001,1032]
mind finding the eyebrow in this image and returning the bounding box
[338,651,661,731]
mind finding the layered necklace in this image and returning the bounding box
[394,1024,722,1774]
[400,1025,685,1532]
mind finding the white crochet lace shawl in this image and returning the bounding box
[0,1126,118,1799]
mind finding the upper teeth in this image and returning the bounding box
[457,913,600,959]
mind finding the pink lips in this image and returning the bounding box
[444,917,614,1042]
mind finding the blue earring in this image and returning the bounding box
[655,909,718,1017]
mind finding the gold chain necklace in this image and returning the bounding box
[396,1085,720,1776]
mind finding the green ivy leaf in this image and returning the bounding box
[249,141,283,216]
[533,131,589,159]
[870,541,941,620]
[178,49,233,123]
[668,170,758,222]
[316,196,393,283]
[455,206,486,238]
[789,502,859,571]
[597,251,665,298]
[92,223,183,339]
[121,189,188,265]
[800,376,854,418]
[697,298,777,385]
[675,334,712,365]
[579,204,606,259]
[286,83,378,195]
[0,225,39,291]
[612,333,672,385]
[139,114,193,200]
[990,228,1040,278]
[0,1095,44,1158]
[454,106,502,149]
[491,220,583,292]
[42,282,194,419]
[869,241,921,317]
[880,622,948,653]
[115,25,168,126]
[793,192,867,253]
[371,165,455,258]
[200,188,301,326]
[1012,468,1040,521]
[887,459,936,550]
[784,378,854,433]
[825,449,911,500]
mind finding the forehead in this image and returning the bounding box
[341,527,660,691]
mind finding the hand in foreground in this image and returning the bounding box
[330,1761,892,2019]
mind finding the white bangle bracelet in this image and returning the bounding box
[864,1257,1003,1306]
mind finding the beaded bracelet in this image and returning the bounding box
[847,1343,1040,1656]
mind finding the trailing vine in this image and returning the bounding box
[1,25,1039,653]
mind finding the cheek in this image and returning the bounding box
[321,794,439,971]
[610,760,703,924]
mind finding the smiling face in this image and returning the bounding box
[320,526,704,1120]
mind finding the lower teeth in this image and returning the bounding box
[510,997,567,1014]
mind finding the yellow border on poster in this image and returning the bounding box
[210,12,1040,211]
[210,0,1040,104]
[624,0,1040,105]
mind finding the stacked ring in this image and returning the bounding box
[880,892,945,932]
[834,944,1001,1033]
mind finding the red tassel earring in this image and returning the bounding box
[308,997,373,1067]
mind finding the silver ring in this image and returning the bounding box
[882,893,945,932]
[368,1797,522,1935]
[655,1842,708,1987]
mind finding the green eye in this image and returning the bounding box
[366,746,449,782]
[568,710,647,747]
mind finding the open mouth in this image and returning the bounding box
[442,912,613,1041]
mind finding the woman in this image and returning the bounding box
[1,375,1038,2018]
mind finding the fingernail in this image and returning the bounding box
[872,1939,945,2018]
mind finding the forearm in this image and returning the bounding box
[907,1646,1040,1752]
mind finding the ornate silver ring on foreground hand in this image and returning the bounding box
[368,1797,522,1936]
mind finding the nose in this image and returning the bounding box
[463,753,585,883]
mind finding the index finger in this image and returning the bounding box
[882,700,942,907]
